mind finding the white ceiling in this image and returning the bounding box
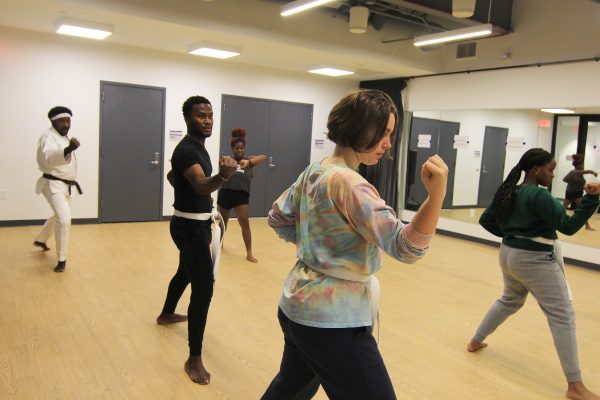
[0,0,599,82]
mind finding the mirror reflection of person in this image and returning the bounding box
[34,106,82,273]
[217,128,266,263]
[563,154,598,231]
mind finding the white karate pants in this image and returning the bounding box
[35,184,71,262]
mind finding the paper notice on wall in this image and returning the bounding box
[506,136,526,150]
[169,130,183,141]
[417,134,431,148]
[453,135,469,150]
[314,139,324,149]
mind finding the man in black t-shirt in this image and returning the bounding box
[156,96,237,385]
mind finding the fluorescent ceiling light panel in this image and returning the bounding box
[188,42,241,59]
[414,23,499,47]
[308,67,354,77]
[541,108,575,114]
[281,0,335,17]
[55,18,113,40]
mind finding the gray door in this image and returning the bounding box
[407,117,458,209]
[220,96,270,217]
[407,118,438,208]
[99,82,165,222]
[265,101,312,214]
[477,126,508,207]
[220,96,312,217]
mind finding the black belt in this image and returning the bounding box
[42,173,83,195]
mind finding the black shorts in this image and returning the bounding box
[217,188,250,210]
[565,190,583,202]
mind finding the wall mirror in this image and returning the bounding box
[404,108,600,251]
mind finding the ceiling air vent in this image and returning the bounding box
[456,42,477,59]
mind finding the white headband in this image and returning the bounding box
[50,113,71,121]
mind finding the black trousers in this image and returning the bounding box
[261,308,397,400]
[161,216,214,356]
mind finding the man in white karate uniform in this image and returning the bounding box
[34,106,82,272]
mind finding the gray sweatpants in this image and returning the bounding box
[473,244,581,383]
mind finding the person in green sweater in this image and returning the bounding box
[467,148,600,400]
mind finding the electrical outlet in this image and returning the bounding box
[0,190,7,199]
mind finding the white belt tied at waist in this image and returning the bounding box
[514,235,572,300]
[308,263,381,343]
[174,209,226,279]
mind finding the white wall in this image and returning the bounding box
[0,27,354,221]
[413,109,552,206]
[586,123,600,184]
[406,61,600,111]
[551,117,580,198]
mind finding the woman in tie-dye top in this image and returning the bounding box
[261,89,448,400]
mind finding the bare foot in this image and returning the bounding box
[567,382,600,400]
[467,339,488,352]
[184,356,211,384]
[246,254,258,263]
[156,312,188,325]
[34,241,50,251]
[53,261,66,272]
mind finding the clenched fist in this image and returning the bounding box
[68,137,80,151]
[219,155,238,179]
[421,155,448,203]
[584,182,600,195]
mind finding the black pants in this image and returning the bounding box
[261,308,397,400]
[161,216,214,356]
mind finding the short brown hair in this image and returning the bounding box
[326,89,398,152]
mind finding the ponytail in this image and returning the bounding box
[492,164,523,224]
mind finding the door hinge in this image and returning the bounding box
[100,200,103,209]
[101,91,104,101]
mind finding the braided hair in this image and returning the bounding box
[231,128,246,148]
[492,148,553,224]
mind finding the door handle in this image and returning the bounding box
[150,152,160,166]
[269,156,276,168]
[482,164,487,174]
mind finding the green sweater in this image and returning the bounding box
[479,184,599,252]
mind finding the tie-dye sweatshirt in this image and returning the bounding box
[268,161,434,328]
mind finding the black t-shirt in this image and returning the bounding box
[171,135,212,213]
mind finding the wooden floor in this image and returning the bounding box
[441,208,600,248]
[1,219,600,399]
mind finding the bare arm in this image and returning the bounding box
[240,155,267,170]
[182,156,238,196]
[248,155,267,166]
[409,155,448,235]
